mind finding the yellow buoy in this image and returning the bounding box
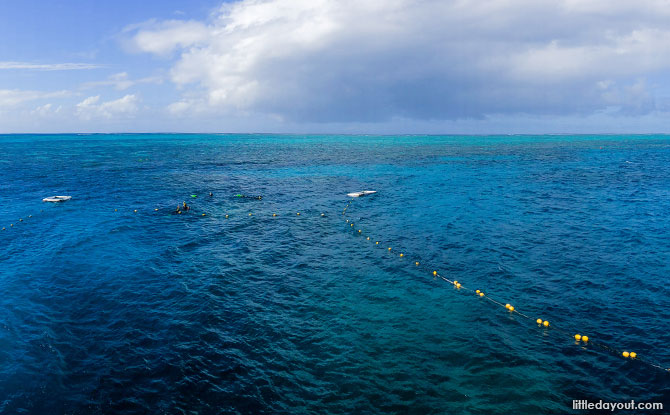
[454,280,458,285]
[249,213,252,216]
[350,223,354,227]
[630,352,637,359]
[358,229,362,233]
[273,213,277,217]
[376,241,379,245]
[225,215,229,218]
[134,210,137,213]
[399,253,404,257]
[433,271,437,276]
[582,336,589,342]
[476,289,481,294]
[415,261,419,266]
[509,306,515,311]
[155,208,158,211]
[297,212,300,215]
[505,304,511,309]
[202,213,206,216]
[387,247,391,251]
[574,334,581,341]
[622,351,630,358]
[543,320,549,327]
[178,211,182,214]
[536,318,542,324]
[456,283,461,288]
[479,292,484,297]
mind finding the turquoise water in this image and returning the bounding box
[0,134,668,414]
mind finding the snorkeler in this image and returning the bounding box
[182,201,190,211]
[234,194,262,200]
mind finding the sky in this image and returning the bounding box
[1,0,670,134]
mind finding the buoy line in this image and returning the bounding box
[111,207,321,219]
[342,197,670,373]
[5,194,667,373]
[1,210,43,233]
[2,195,75,232]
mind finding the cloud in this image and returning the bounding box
[127,0,670,123]
[0,89,71,108]
[128,20,209,55]
[0,61,103,70]
[81,72,163,91]
[75,94,139,120]
[30,103,62,117]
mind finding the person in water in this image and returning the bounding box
[182,201,190,211]
[209,192,213,196]
[235,194,262,200]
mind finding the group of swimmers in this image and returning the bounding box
[175,201,190,213]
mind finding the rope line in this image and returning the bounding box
[1,210,43,232]
[342,197,670,373]
[5,196,668,373]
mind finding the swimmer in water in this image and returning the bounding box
[235,194,262,200]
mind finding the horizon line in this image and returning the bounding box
[2,132,670,136]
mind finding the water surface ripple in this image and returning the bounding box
[0,134,668,414]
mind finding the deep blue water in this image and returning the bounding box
[1,134,669,414]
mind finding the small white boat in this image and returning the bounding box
[43,195,72,203]
[346,190,377,198]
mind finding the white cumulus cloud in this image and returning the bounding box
[75,94,139,120]
[129,20,210,55]
[30,103,63,117]
[127,0,670,122]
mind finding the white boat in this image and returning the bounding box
[346,190,377,198]
[43,195,72,202]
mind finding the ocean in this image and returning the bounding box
[1,134,668,414]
